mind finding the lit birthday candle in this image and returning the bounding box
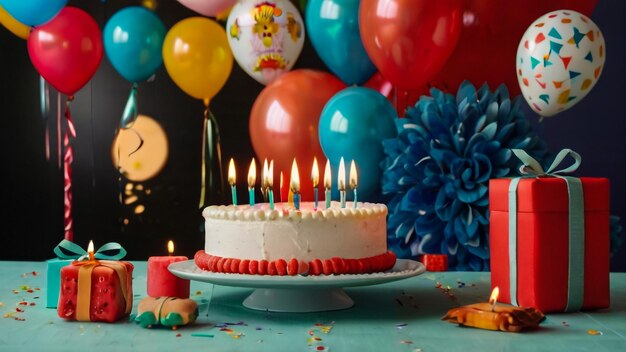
[261,159,269,202]
[268,160,275,210]
[324,160,331,209]
[280,171,287,203]
[290,158,301,210]
[228,158,237,206]
[338,157,346,208]
[248,158,256,207]
[350,160,358,208]
[311,157,319,210]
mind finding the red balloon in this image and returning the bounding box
[27,6,103,96]
[427,0,598,97]
[359,0,463,91]
[363,72,394,102]
[250,69,346,201]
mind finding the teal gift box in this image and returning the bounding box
[46,258,72,308]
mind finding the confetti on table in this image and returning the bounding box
[191,333,215,338]
[587,329,603,336]
[400,340,413,345]
[176,333,182,338]
[219,327,245,339]
[396,323,408,329]
[311,346,329,351]
[307,322,335,347]
[21,271,39,278]
[435,282,456,301]
[562,321,570,327]
[395,291,419,309]
[194,290,203,296]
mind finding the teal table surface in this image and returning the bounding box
[0,261,624,352]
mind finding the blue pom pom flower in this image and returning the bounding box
[382,82,548,271]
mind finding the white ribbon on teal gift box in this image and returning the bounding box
[508,149,584,312]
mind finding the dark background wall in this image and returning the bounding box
[1,0,624,270]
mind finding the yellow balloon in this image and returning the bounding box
[0,5,30,40]
[163,17,233,104]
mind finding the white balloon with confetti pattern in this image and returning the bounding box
[517,9,605,117]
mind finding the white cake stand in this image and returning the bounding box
[168,259,425,313]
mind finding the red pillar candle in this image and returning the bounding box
[147,241,190,298]
[57,242,133,323]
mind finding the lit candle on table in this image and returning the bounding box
[349,160,358,209]
[442,286,545,332]
[311,157,319,210]
[228,158,237,206]
[290,158,301,210]
[248,158,256,207]
[268,160,275,209]
[338,157,346,208]
[147,240,190,299]
[324,160,331,209]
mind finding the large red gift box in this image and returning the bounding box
[58,260,133,323]
[489,177,610,313]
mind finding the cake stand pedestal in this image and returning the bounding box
[169,259,425,313]
[243,288,353,312]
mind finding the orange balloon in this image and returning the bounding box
[249,69,345,201]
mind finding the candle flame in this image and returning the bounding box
[248,158,256,188]
[489,286,500,305]
[290,158,300,193]
[228,158,236,185]
[280,171,283,189]
[167,240,174,255]
[311,157,319,187]
[87,240,95,261]
[262,159,270,188]
[349,160,358,189]
[269,160,274,187]
[324,160,331,189]
[338,157,346,191]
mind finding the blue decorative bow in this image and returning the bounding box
[53,239,127,261]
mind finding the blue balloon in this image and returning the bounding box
[0,0,67,26]
[103,7,166,83]
[306,0,377,85]
[319,87,397,200]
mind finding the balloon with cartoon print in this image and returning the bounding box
[226,0,304,85]
[517,9,605,117]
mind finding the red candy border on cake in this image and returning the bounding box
[194,250,397,276]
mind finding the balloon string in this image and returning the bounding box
[199,108,208,208]
[57,92,62,169]
[63,96,76,242]
[127,128,144,157]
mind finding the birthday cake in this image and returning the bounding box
[194,201,396,276]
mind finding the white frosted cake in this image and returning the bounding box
[194,201,396,276]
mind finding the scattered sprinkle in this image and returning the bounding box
[400,340,413,345]
[396,323,408,328]
[312,346,328,351]
[562,321,569,327]
[15,308,24,313]
[176,333,182,338]
[194,290,203,295]
[587,329,603,336]
[256,326,263,331]
[191,333,214,338]
[21,271,39,278]
[435,282,456,301]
